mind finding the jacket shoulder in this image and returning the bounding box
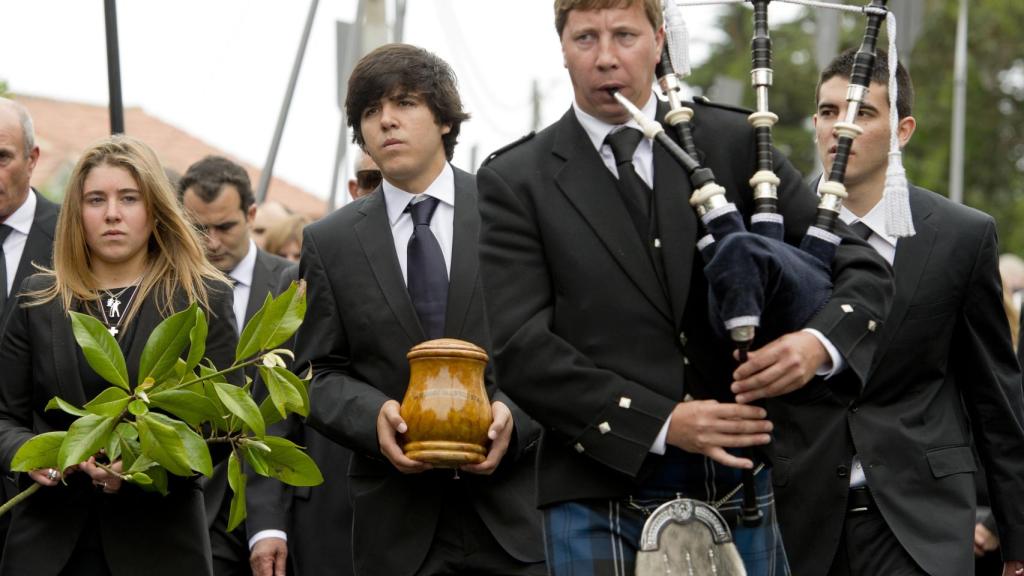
[913,186,993,230]
[482,132,536,168]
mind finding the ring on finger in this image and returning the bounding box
[45,469,58,482]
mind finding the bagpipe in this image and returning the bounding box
[620,1,914,574]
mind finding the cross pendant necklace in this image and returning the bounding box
[108,326,119,336]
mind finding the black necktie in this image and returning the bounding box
[849,221,873,241]
[0,224,13,316]
[605,128,652,237]
[406,196,447,340]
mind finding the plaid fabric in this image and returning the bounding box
[543,465,789,576]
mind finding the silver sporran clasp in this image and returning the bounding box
[635,498,747,576]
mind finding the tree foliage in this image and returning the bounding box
[685,1,1024,252]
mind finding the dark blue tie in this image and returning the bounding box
[0,224,13,316]
[406,196,447,340]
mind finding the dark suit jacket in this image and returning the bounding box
[300,167,544,576]
[247,263,356,576]
[0,275,237,576]
[769,185,1024,576]
[0,192,58,328]
[476,102,893,508]
[204,248,292,531]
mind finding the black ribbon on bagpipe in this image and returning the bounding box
[619,0,890,527]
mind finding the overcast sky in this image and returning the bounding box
[0,0,802,203]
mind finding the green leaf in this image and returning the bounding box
[143,412,211,476]
[235,282,306,362]
[148,390,220,428]
[69,311,129,390]
[45,397,89,417]
[128,472,153,486]
[57,414,117,472]
[227,452,247,531]
[107,423,138,464]
[84,387,131,418]
[128,399,149,417]
[259,365,303,420]
[258,397,285,429]
[236,293,271,362]
[261,436,323,487]
[125,455,168,495]
[213,381,265,438]
[275,367,310,417]
[185,307,208,372]
[137,413,192,476]
[10,431,66,472]
[138,303,198,387]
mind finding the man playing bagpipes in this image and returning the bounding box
[475,1,894,574]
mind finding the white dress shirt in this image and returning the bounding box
[382,162,455,282]
[228,239,258,335]
[2,188,37,296]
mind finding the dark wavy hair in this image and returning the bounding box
[177,155,255,213]
[818,48,914,120]
[345,43,470,160]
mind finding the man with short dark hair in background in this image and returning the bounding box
[766,48,1024,576]
[178,156,291,576]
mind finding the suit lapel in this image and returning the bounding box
[868,188,936,378]
[49,302,87,407]
[444,168,478,338]
[13,194,58,292]
[652,103,698,330]
[246,250,272,326]
[354,192,425,343]
[552,110,672,321]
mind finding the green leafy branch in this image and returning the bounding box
[1,281,321,531]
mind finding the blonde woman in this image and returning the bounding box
[262,213,309,263]
[0,135,237,576]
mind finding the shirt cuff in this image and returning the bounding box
[650,417,671,454]
[249,529,288,550]
[802,328,846,379]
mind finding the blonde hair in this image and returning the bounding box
[554,0,663,36]
[263,213,309,259]
[28,135,228,324]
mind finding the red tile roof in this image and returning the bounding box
[15,94,326,219]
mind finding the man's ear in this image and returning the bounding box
[897,115,916,149]
[246,202,258,224]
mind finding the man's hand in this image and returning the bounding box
[461,401,514,475]
[731,331,828,404]
[250,537,288,576]
[975,522,1000,557]
[377,400,431,474]
[666,400,772,469]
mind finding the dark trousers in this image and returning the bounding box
[828,496,927,576]
[210,499,252,576]
[414,486,546,576]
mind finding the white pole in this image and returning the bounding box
[949,0,968,204]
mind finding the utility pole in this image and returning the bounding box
[949,0,968,204]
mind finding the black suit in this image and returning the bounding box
[300,167,544,576]
[769,185,1024,576]
[0,275,237,576]
[207,248,292,576]
[476,102,893,508]
[247,262,356,576]
[0,191,58,560]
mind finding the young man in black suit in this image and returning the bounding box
[475,1,894,575]
[762,49,1024,576]
[179,156,292,576]
[0,96,58,562]
[296,44,544,576]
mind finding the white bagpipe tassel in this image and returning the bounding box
[664,0,692,77]
[883,12,915,238]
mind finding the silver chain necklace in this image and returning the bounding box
[97,276,143,337]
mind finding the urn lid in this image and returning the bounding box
[407,338,489,363]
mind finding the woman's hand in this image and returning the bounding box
[79,456,124,494]
[28,467,65,487]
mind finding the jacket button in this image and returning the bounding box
[837,465,849,478]
[679,332,687,347]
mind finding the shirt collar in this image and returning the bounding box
[382,162,455,226]
[827,188,898,249]
[229,238,258,287]
[573,90,658,152]
[4,188,37,235]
